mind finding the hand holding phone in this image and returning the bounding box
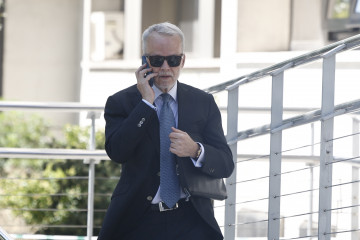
[142,56,154,86]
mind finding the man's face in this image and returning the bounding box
[145,32,185,93]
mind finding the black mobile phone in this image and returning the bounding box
[142,55,154,86]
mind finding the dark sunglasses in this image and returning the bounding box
[145,54,183,67]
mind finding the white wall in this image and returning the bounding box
[237,0,291,52]
[291,0,325,50]
[3,0,83,125]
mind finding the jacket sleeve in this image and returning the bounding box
[104,94,158,164]
[199,94,234,179]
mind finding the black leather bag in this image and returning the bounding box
[177,157,228,200]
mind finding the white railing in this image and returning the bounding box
[203,33,360,240]
[0,103,105,240]
[1,33,360,240]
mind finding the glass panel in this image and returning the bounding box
[327,0,351,19]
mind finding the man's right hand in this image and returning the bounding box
[135,64,158,104]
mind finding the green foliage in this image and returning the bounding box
[0,111,55,148]
[0,111,119,236]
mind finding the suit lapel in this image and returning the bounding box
[177,82,204,144]
[177,82,192,131]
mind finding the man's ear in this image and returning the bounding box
[181,54,186,68]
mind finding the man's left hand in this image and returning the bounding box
[169,127,198,158]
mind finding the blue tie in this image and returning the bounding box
[159,93,180,208]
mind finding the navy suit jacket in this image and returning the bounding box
[98,82,234,239]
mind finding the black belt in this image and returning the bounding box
[150,199,189,212]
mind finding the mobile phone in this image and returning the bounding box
[142,55,154,86]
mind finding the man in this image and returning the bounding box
[98,22,234,240]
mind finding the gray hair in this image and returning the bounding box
[142,22,185,54]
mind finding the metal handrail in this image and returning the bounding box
[215,34,360,240]
[0,148,109,160]
[204,34,360,94]
[0,101,104,112]
[228,98,360,143]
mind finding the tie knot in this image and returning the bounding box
[161,93,172,103]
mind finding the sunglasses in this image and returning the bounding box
[145,54,183,67]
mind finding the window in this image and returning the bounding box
[324,0,360,38]
[327,0,351,19]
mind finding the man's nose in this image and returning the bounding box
[160,59,171,69]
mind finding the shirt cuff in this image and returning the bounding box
[191,142,204,168]
[142,99,157,110]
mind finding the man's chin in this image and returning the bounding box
[155,80,176,93]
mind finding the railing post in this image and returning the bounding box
[307,163,314,239]
[352,117,359,240]
[224,86,239,240]
[308,123,315,239]
[268,70,284,240]
[318,46,339,240]
[85,111,101,240]
[87,161,95,240]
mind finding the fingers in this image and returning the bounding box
[171,127,182,133]
[169,127,185,139]
[169,128,197,157]
[136,64,156,81]
[169,128,185,150]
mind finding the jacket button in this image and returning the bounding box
[141,118,146,122]
[147,196,153,201]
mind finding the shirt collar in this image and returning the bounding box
[153,82,178,102]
